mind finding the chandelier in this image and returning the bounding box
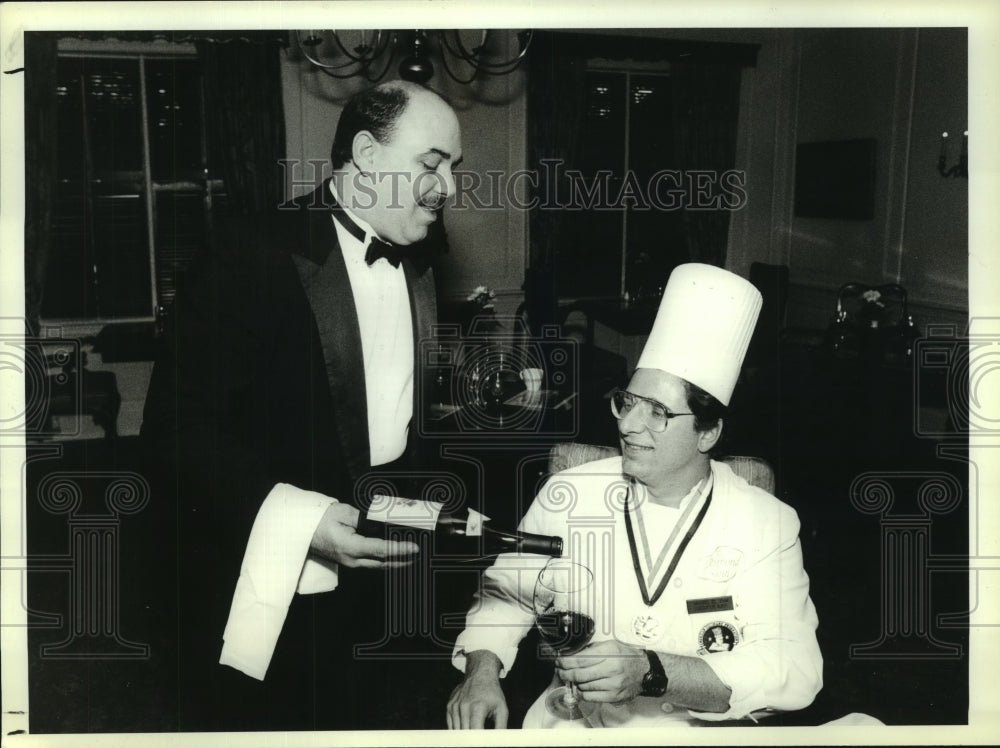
[295,29,533,84]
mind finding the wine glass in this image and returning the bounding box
[487,369,506,422]
[533,559,597,721]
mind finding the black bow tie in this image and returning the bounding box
[364,239,405,268]
[330,197,403,268]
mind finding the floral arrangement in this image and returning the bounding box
[859,289,886,328]
[860,289,884,306]
[466,285,496,312]
[828,282,915,364]
[460,285,500,334]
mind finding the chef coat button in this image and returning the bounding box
[673,577,683,588]
[661,702,674,713]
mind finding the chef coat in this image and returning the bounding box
[452,457,822,727]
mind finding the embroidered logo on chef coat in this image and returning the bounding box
[697,621,739,654]
[697,545,743,582]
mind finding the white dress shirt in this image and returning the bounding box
[333,191,414,466]
[220,184,414,679]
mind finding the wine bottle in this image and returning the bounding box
[356,495,563,558]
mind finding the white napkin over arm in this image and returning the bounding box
[219,483,341,680]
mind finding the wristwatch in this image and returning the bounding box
[640,649,668,697]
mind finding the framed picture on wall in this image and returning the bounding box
[793,137,877,220]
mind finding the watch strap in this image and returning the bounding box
[641,649,668,697]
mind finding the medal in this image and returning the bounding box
[624,481,713,606]
[631,612,663,643]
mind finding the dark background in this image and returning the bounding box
[25,338,970,732]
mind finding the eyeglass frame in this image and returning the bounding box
[609,388,695,433]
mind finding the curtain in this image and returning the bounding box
[23,32,59,336]
[23,32,287,333]
[523,32,590,327]
[670,63,743,267]
[526,32,753,288]
[196,36,287,215]
[526,32,590,271]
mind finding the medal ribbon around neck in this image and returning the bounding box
[623,479,713,607]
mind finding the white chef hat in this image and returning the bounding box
[635,263,762,406]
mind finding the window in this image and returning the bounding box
[43,52,230,325]
[554,68,685,301]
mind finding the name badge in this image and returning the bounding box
[686,596,734,615]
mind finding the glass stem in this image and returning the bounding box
[564,682,580,705]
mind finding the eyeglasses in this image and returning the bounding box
[610,389,694,433]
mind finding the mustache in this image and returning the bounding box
[418,194,447,211]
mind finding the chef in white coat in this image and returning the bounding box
[446,263,823,729]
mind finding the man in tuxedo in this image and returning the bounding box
[141,80,462,731]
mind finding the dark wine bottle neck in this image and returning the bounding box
[357,501,563,558]
[519,532,563,557]
[484,528,563,557]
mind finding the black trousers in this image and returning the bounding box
[175,569,466,732]
[174,469,467,730]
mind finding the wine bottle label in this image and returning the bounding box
[465,508,490,537]
[367,495,443,531]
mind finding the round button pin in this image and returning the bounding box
[660,702,674,713]
[673,577,683,588]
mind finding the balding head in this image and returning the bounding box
[330,81,452,169]
[333,81,462,245]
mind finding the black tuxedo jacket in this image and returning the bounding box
[140,180,440,729]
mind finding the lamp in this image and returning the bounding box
[937,130,968,178]
[296,29,532,84]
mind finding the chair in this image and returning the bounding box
[824,281,919,367]
[717,454,776,494]
[44,353,121,440]
[547,442,776,494]
[547,442,619,474]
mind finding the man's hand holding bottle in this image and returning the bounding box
[309,502,420,569]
